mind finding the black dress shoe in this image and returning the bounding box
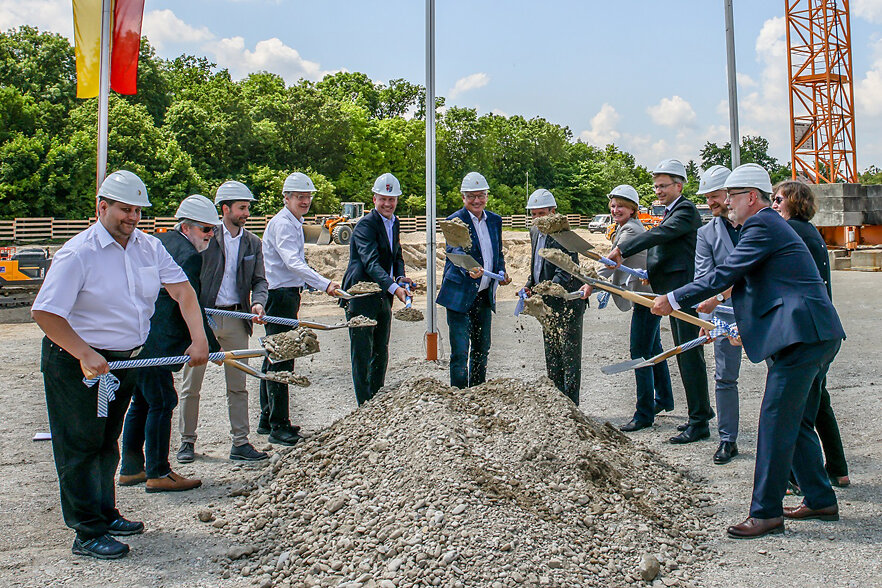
[256,419,271,435]
[72,535,129,559]
[676,422,689,432]
[653,404,673,415]
[619,418,652,432]
[268,426,301,446]
[713,441,739,464]
[107,517,144,536]
[669,425,710,444]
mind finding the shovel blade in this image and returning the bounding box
[601,357,649,375]
[446,252,482,272]
[549,230,595,254]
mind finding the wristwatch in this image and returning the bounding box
[715,293,725,302]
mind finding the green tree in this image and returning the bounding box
[700,136,791,184]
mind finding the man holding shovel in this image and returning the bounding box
[31,171,209,559]
[261,172,340,445]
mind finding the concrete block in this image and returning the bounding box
[813,212,865,226]
[831,255,851,271]
[850,249,882,271]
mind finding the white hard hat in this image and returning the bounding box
[214,180,255,205]
[282,172,317,193]
[372,172,402,197]
[608,184,640,206]
[175,194,220,225]
[461,171,490,192]
[696,165,732,195]
[97,170,151,207]
[652,159,688,182]
[526,188,557,209]
[724,163,773,194]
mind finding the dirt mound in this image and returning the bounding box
[209,377,712,587]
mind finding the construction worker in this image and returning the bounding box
[32,171,209,559]
[523,188,586,404]
[437,171,511,388]
[119,194,220,493]
[692,165,744,465]
[260,172,340,445]
[340,173,411,405]
[177,181,269,464]
[606,159,713,444]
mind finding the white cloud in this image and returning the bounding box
[0,0,72,38]
[856,38,882,116]
[579,103,621,146]
[204,36,330,82]
[646,95,697,128]
[142,9,212,52]
[853,0,882,23]
[448,73,489,99]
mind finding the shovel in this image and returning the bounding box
[83,346,288,379]
[334,288,375,300]
[601,333,715,375]
[546,230,648,280]
[446,253,505,281]
[205,307,360,330]
[222,358,308,385]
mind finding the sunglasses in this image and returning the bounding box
[773,196,784,204]
[195,224,215,234]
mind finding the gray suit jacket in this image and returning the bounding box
[598,218,651,311]
[694,216,736,322]
[200,226,269,335]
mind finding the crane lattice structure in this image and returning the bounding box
[785,0,858,184]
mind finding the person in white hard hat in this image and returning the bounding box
[177,181,270,465]
[652,163,845,539]
[437,172,511,388]
[688,165,744,465]
[120,194,221,494]
[260,172,341,445]
[606,159,713,444]
[522,189,586,404]
[31,171,210,559]
[340,173,412,405]
[582,185,674,430]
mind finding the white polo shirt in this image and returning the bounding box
[32,220,187,351]
[262,207,331,291]
[215,224,242,306]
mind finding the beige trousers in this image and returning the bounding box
[179,314,251,446]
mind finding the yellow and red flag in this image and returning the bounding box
[72,0,145,98]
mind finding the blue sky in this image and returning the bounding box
[4,0,882,171]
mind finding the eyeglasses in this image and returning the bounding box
[464,192,488,201]
[652,182,675,191]
[726,190,752,199]
[773,195,784,204]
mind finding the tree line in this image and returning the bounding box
[1,26,814,221]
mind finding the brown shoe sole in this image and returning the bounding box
[145,478,202,493]
[118,472,147,486]
[784,510,839,521]
[727,524,785,539]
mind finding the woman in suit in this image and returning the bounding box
[772,180,849,488]
[583,185,674,431]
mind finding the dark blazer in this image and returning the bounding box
[142,230,219,367]
[673,208,845,363]
[787,218,832,300]
[341,209,406,315]
[200,226,269,335]
[525,227,582,292]
[618,196,702,294]
[436,207,506,314]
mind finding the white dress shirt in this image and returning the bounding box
[262,207,331,291]
[469,211,494,292]
[32,220,187,350]
[215,224,243,306]
[532,232,546,284]
[381,214,400,295]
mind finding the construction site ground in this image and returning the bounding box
[0,230,880,587]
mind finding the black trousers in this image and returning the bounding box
[669,312,714,426]
[259,287,301,430]
[41,338,136,540]
[816,376,848,477]
[346,295,392,405]
[541,297,585,405]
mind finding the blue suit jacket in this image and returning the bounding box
[694,215,737,323]
[436,207,506,314]
[673,207,844,363]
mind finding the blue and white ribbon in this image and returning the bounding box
[598,255,649,280]
[514,288,528,316]
[596,290,611,309]
[205,307,300,327]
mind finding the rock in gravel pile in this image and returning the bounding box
[209,377,713,588]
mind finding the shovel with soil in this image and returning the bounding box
[439,217,472,250]
[394,283,424,322]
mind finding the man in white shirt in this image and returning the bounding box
[177,181,269,464]
[31,171,209,560]
[260,172,340,445]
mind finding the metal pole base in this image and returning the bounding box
[425,331,439,361]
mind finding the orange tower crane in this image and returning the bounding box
[785,0,858,184]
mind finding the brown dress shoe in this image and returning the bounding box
[783,501,839,521]
[118,471,147,486]
[726,516,784,539]
[145,471,202,493]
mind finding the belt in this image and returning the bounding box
[270,286,302,293]
[95,346,143,360]
[215,304,242,311]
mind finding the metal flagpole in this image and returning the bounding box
[96,0,113,190]
[724,0,741,167]
[424,0,439,361]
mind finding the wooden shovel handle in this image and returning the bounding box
[587,280,716,331]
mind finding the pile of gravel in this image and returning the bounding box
[206,377,713,588]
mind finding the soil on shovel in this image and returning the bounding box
[533,213,570,234]
[439,218,472,250]
[531,280,568,298]
[347,315,378,328]
[393,307,424,322]
[348,281,382,295]
[263,327,320,361]
[266,371,311,387]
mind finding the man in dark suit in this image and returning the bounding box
[120,195,220,493]
[607,159,713,444]
[523,188,586,404]
[437,171,511,388]
[341,173,411,405]
[178,181,269,464]
[652,164,845,539]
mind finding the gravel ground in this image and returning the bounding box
[0,263,880,587]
